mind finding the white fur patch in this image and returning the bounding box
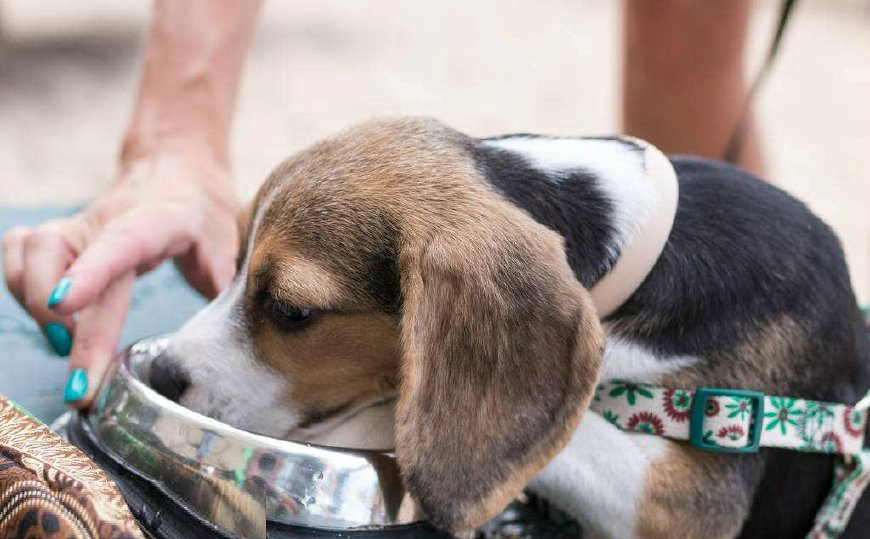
[482,137,657,260]
[601,330,698,382]
[167,277,302,437]
[529,412,671,539]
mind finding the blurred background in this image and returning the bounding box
[0,0,867,302]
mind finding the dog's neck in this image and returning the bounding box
[475,135,678,317]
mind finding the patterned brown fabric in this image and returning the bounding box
[0,396,143,539]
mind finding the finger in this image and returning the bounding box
[51,209,191,314]
[64,271,135,408]
[21,227,77,355]
[175,250,216,299]
[3,226,30,306]
[178,202,240,298]
[176,241,237,299]
[210,248,237,294]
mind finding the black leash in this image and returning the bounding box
[723,0,800,164]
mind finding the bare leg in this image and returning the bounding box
[622,0,765,177]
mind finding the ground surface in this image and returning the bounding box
[0,0,867,302]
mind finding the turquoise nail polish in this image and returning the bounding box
[47,277,71,308]
[64,368,88,403]
[45,322,72,356]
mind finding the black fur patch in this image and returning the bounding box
[464,136,624,288]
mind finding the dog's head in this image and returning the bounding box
[156,117,604,533]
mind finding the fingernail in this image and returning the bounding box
[47,277,71,308]
[64,368,88,403]
[44,322,72,356]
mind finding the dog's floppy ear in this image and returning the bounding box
[396,210,604,533]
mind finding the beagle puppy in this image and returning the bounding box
[151,117,869,538]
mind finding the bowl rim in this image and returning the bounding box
[116,334,397,456]
[83,334,419,536]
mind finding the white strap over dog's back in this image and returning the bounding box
[588,139,679,318]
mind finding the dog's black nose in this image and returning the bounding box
[148,354,190,403]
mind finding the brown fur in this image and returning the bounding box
[659,315,808,393]
[638,444,759,539]
[255,308,401,413]
[240,117,605,533]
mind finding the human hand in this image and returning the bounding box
[2,151,239,407]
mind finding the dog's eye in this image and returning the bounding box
[273,301,311,320]
[265,297,317,330]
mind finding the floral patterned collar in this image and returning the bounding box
[591,381,870,538]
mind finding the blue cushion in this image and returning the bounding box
[0,207,206,423]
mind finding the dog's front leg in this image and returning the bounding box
[528,412,758,539]
[528,412,665,538]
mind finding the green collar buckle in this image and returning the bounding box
[688,387,765,453]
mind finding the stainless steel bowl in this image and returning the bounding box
[77,335,421,539]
